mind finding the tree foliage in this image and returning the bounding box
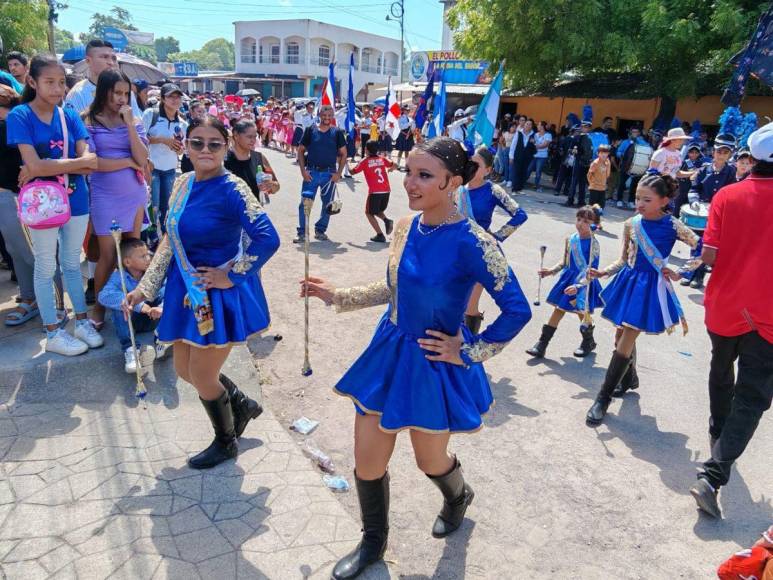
[448,0,769,99]
[0,0,48,55]
[154,36,180,62]
[168,38,235,71]
[54,28,77,53]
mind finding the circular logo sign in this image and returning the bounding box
[410,53,428,81]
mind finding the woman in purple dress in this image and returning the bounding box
[84,69,149,327]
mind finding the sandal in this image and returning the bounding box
[5,302,40,327]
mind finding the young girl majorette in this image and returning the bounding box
[301,137,532,579]
[586,172,700,426]
[526,205,604,358]
[457,146,528,333]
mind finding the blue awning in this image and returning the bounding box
[62,45,86,63]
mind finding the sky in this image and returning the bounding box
[57,0,445,54]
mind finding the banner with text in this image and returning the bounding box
[409,51,490,84]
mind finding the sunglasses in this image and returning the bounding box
[187,138,226,153]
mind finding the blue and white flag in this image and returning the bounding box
[427,72,446,139]
[467,64,504,147]
[414,63,435,130]
[345,53,356,139]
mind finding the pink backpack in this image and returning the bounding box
[17,107,72,230]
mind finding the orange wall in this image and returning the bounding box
[502,95,773,130]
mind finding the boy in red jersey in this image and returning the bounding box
[352,140,395,243]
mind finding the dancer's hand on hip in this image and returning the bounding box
[123,289,147,320]
[300,276,335,305]
[194,267,234,290]
[419,329,464,366]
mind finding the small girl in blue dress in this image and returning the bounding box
[302,137,531,580]
[526,205,604,359]
[126,115,280,469]
[586,173,700,426]
[456,146,528,334]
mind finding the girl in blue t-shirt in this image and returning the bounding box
[7,54,104,357]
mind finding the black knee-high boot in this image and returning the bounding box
[612,345,639,397]
[332,472,390,580]
[427,457,474,538]
[586,352,631,427]
[573,324,597,357]
[188,391,238,469]
[526,324,557,358]
[219,373,263,438]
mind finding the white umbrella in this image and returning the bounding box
[72,53,168,84]
[237,88,260,97]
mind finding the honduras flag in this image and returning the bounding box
[468,63,504,147]
[345,53,356,140]
[427,71,446,139]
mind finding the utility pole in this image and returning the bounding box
[386,0,405,82]
[46,0,67,54]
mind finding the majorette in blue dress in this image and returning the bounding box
[456,181,528,240]
[600,214,699,334]
[331,215,532,433]
[545,233,604,313]
[137,172,280,348]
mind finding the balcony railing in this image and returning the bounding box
[284,55,305,65]
[241,55,256,64]
[259,56,281,64]
[360,63,380,73]
[309,56,331,67]
[383,66,399,76]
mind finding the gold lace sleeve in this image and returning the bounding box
[137,236,172,301]
[332,280,391,313]
[672,216,700,249]
[603,220,632,276]
[460,339,509,364]
[547,237,569,275]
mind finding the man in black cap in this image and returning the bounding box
[565,120,593,206]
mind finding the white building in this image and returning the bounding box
[440,0,457,50]
[234,19,401,100]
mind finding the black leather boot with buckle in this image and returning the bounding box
[526,324,557,358]
[573,324,597,357]
[612,345,639,397]
[219,373,263,438]
[188,391,238,469]
[586,351,632,427]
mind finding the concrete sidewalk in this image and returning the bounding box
[0,304,369,580]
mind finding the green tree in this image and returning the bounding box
[168,38,235,71]
[0,0,48,55]
[54,27,77,53]
[154,36,180,62]
[79,5,138,44]
[448,0,768,116]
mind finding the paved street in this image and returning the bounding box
[250,147,772,579]
[0,148,769,579]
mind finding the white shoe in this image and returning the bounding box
[74,320,104,349]
[155,340,171,361]
[124,348,137,374]
[46,329,88,356]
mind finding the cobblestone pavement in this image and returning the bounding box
[0,329,371,579]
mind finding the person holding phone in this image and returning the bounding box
[83,69,149,328]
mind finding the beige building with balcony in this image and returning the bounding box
[235,19,401,100]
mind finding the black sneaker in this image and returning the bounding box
[314,231,328,241]
[85,279,96,305]
[370,233,387,243]
[292,236,304,244]
[384,218,394,236]
[690,478,721,518]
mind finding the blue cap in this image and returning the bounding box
[133,78,149,91]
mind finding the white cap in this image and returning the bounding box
[454,108,465,117]
[748,121,773,161]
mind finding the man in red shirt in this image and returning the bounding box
[351,140,395,243]
[690,122,773,519]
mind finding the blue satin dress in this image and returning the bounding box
[601,215,697,334]
[458,181,528,241]
[138,173,280,347]
[332,215,532,433]
[546,235,604,313]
